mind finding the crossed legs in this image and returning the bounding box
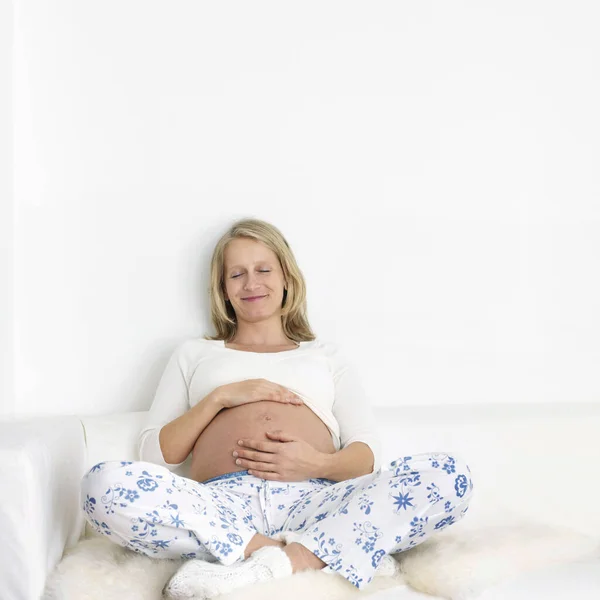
[82,455,474,593]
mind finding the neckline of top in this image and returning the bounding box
[220,340,304,354]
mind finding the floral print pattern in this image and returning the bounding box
[80,453,473,590]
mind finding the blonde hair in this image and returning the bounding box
[203,218,317,343]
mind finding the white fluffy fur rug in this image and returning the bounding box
[43,515,599,600]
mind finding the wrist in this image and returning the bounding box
[206,389,225,411]
[317,451,335,480]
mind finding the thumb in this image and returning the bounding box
[266,430,296,443]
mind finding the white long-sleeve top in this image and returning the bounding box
[137,337,382,474]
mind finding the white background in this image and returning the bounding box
[1,0,599,418]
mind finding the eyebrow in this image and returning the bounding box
[227,261,272,271]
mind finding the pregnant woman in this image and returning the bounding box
[80,218,474,599]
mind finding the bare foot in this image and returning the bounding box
[243,533,285,559]
[283,542,327,573]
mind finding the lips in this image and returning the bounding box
[242,295,266,301]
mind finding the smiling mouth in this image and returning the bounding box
[242,295,267,301]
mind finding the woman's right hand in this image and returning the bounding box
[215,379,304,409]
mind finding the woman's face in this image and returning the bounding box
[222,238,287,322]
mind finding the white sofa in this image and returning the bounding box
[2,403,600,600]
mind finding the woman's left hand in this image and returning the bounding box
[232,430,327,482]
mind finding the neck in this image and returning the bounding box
[230,321,292,346]
[230,337,297,347]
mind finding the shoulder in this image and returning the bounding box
[311,338,353,371]
[311,337,339,355]
[312,337,348,356]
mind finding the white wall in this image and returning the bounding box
[0,0,14,417]
[6,0,600,419]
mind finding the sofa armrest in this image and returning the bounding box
[0,415,86,600]
[78,410,148,471]
[78,410,192,475]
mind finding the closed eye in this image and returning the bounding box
[231,270,270,279]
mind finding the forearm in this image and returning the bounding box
[159,391,223,464]
[319,442,375,482]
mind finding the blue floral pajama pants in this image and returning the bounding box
[80,452,473,590]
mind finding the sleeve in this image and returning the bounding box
[137,342,192,471]
[326,341,382,473]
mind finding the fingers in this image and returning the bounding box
[236,458,277,472]
[237,439,280,453]
[254,380,304,405]
[233,446,279,471]
[234,447,276,462]
[272,383,304,405]
[265,430,296,443]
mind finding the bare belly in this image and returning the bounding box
[189,401,336,483]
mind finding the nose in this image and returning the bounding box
[244,271,259,290]
[242,273,262,291]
